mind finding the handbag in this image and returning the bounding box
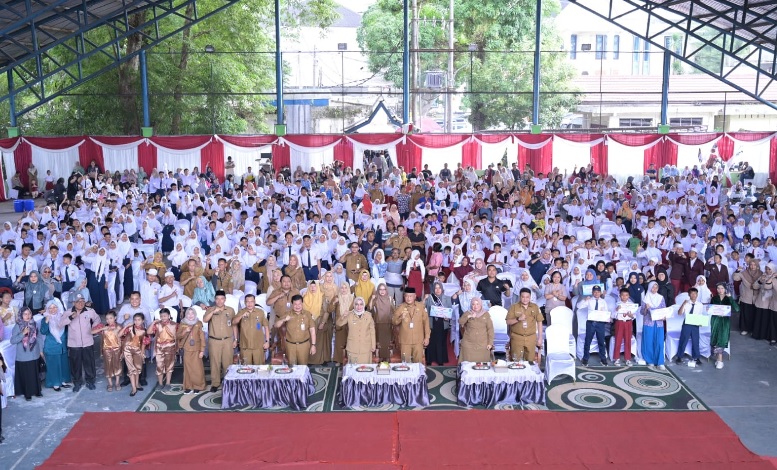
[38,357,47,382]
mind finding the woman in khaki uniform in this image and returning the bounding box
[337,297,376,364]
[177,308,206,393]
[458,297,494,363]
[283,255,307,291]
[305,281,333,364]
[334,283,354,365]
[370,283,395,362]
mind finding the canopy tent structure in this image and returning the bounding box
[1,131,775,201]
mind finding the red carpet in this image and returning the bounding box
[41,410,773,469]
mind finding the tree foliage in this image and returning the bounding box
[1,0,338,136]
[357,0,579,130]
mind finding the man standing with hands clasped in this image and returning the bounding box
[675,287,705,367]
[506,288,544,364]
[392,287,430,363]
[203,290,236,392]
[59,294,101,392]
[274,294,316,365]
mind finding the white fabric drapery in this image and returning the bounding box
[156,147,202,174]
[421,147,463,175]
[347,136,404,173]
[675,138,720,174]
[480,140,518,169]
[551,138,592,175]
[2,151,16,196]
[515,136,553,150]
[222,143,271,177]
[606,140,649,184]
[727,139,771,187]
[31,145,80,182]
[290,147,334,173]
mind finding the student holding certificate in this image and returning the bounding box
[675,288,705,367]
[612,288,637,366]
[641,281,667,370]
[579,285,610,366]
[710,282,738,369]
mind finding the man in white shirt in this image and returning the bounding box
[675,287,705,367]
[300,235,320,281]
[578,285,610,366]
[12,243,34,285]
[0,244,15,289]
[158,272,183,321]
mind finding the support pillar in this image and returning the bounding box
[7,70,18,137]
[402,0,410,125]
[139,49,153,137]
[659,51,671,134]
[274,0,286,136]
[531,0,542,134]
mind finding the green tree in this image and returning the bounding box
[357,0,579,131]
[2,0,338,136]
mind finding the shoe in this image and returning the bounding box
[675,357,684,365]
[695,359,703,367]
[625,360,633,366]
[715,361,724,369]
[136,387,144,392]
[210,386,218,393]
[25,397,31,401]
[613,359,622,366]
[86,383,96,390]
[73,383,82,393]
[740,331,748,336]
[53,387,61,392]
[581,360,588,366]
[657,365,667,371]
[184,389,193,394]
[601,360,609,366]
[35,394,42,398]
[130,390,137,397]
[0,435,4,444]
[61,383,72,389]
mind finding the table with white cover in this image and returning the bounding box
[457,362,546,407]
[339,363,430,408]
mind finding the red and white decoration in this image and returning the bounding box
[1,132,775,201]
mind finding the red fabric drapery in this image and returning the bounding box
[283,135,342,148]
[272,144,290,172]
[717,135,734,161]
[517,134,553,175]
[608,134,663,147]
[667,133,721,145]
[643,139,678,173]
[334,139,354,169]
[14,141,32,187]
[408,134,470,148]
[150,135,212,150]
[218,135,277,147]
[0,137,20,149]
[79,138,104,173]
[202,140,225,180]
[462,140,482,169]
[474,134,513,144]
[591,141,608,176]
[395,140,422,171]
[347,134,404,146]
[720,132,775,161]
[771,137,777,184]
[137,142,157,176]
[24,136,84,150]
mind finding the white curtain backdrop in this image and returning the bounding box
[421,147,463,175]
[480,140,518,169]
[102,146,140,173]
[347,136,404,173]
[727,139,771,187]
[222,143,271,177]
[674,138,720,173]
[290,147,334,173]
[607,140,650,184]
[156,148,201,174]
[2,151,16,195]
[31,145,81,182]
[552,138,592,175]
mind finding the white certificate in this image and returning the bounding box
[582,283,605,296]
[650,307,674,321]
[430,306,453,320]
[588,309,611,322]
[707,305,731,317]
[685,313,711,327]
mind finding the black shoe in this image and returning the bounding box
[120,379,130,387]
[130,390,137,397]
[73,384,82,393]
[210,386,218,393]
[695,359,703,366]
[25,397,31,401]
[53,387,61,392]
[601,360,609,366]
[86,383,96,390]
[35,393,42,398]
[581,360,588,366]
[675,358,684,365]
[136,387,144,392]
[0,434,5,444]
[61,383,72,389]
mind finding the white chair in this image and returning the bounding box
[180,295,192,308]
[225,294,240,314]
[575,307,601,359]
[244,280,258,297]
[545,325,576,384]
[192,305,209,356]
[549,306,575,356]
[608,330,639,363]
[496,272,516,288]
[255,293,270,317]
[488,305,509,353]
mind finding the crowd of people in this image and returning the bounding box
[0,152,775,437]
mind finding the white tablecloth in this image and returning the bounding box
[342,363,425,386]
[224,364,309,383]
[459,362,544,386]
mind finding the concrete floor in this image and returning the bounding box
[1,199,776,469]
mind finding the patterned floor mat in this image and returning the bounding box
[138,364,706,412]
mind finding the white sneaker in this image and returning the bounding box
[740,331,748,336]
[613,359,622,366]
[625,360,633,366]
[715,361,724,369]
[657,365,667,371]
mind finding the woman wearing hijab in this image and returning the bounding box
[710,283,738,369]
[734,259,761,336]
[192,276,216,308]
[625,272,645,305]
[23,270,50,314]
[424,281,453,366]
[752,263,777,344]
[694,275,712,304]
[333,283,355,365]
[142,252,167,281]
[404,250,426,298]
[11,307,42,400]
[458,297,494,363]
[304,281,329,365]
[371,282,395,362]
[283,254,307,291]
[641,281,667,370]
[336,296,375,364]
[84,246,111,315]
[169,242,189,280]
[40,299,72,391]
[543,271,568,325]
[177,307,206,393]
[655,267,675,308]
[354,269,376,307]
[252,255,279,294]
[370,248,388,280]
[452,256,474,287]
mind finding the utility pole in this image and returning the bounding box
[445,0,454,133]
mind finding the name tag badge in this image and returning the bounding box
[522,322,528,329]
[256,322,262,331]
[301,323,305,331]
[409,322,414,329]
[189,339,195,346]
[286,303,291,309]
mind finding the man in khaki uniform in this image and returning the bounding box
[340,243,369,282]
[232,294,270,365]
[336,297,376,363]
[505,288,544,363]
[392,288,430,363]
[179,258,204,299]
[274,295,316,365]
[386,225,412,260]
[266,275,300,353]
[203,290,236,392]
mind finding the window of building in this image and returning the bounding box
[595,34,608,60]
[642,40,651,75]
[632,35,641,75]
[669,117,703,127]
[613,35,620,60]
[570,34,577,60]
[619,118,653,127]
